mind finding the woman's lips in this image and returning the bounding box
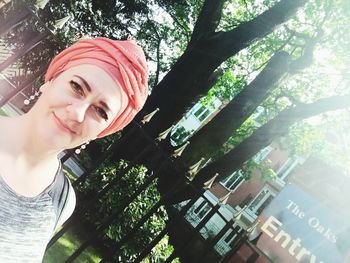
[53,113,76,134]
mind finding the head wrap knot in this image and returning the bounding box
[45,37,149,137]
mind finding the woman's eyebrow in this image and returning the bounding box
[73,74,112,113]
[74,74,92,92]
[99,101,111,117]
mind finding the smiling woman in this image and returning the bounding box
[0,37,148,262]
[35,64,127,150]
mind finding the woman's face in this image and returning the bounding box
[31,64,126,150]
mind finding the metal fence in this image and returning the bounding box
[0,1,273,262]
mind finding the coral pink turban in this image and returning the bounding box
[45,37,148,138]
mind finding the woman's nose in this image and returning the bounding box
[67,101,89,123]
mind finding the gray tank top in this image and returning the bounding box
[0,163,74,262]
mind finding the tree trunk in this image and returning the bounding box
[142,0,307,139]
[111,0,307,163]
[179,51,292,168]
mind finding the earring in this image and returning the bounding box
[24,90,41,105]
[75,140,90,154]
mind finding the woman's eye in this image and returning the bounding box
[95,106,108,120]
[70,80,83,95]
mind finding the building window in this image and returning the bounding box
[194,106,211,122]
[194,106,206,117]
[194,200,211,219]
[186,191,218,227]
[215,222,244,256]
[224,229,237,246]
[198,109,210,121]
[252,145,273,164]
[248,186,275,215]
[275,156,301,181]
[221,171,244,191]
[171,126,193,145]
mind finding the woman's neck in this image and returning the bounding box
[0,114,61,172]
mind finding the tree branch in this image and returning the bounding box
[179,51,292,167]
[289,29,323,73]
[168,11,191,44]
[275,90,303,106]
[284,26,312,40]
[208,68,224,87]
[241,0,254,18]
[188,0,225,48]
[167,94,350,204]
[193,93,350,187]
[211,0,307,61]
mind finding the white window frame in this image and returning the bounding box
[220,170,245,191]
[193,200,211,219]
[275,156,302,181]
[189,191,217,223]
[253,146,273,164]
[222,226,242,246]
[193,105,211,122]
[248,186,275,215]
[215,224,243,256]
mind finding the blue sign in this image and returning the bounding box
[260,184,350,263]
